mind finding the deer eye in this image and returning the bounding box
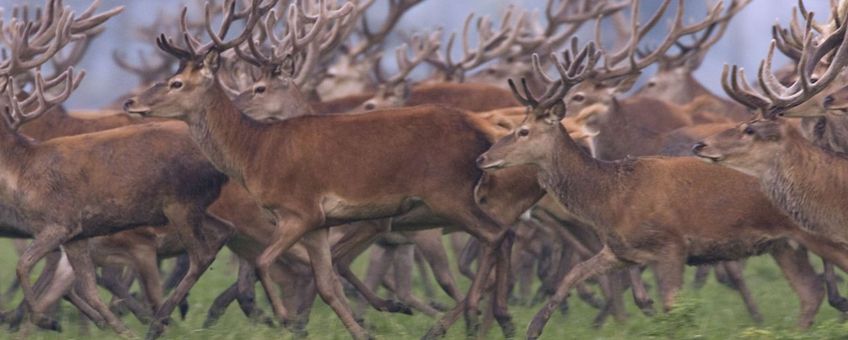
[363,102,376,110]
[169,80,183,89]
[743,127,756,135]
[254,86,266,94]
[646,81,656,87]
[517,128,530,137]
[572,94,585,102]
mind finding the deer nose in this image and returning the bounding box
[691,142,706,154]
[824,95,835,108]
[123,99,135,112]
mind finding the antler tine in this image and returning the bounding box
[594,0,725,81]
[50,35,94,73]
[662,0,751,68]
[603,0,668,65]
[721,64,770,112]
[456,7,525,73]
[112,49,174,83]
[507,78,537,107]
[4,66,84,130]
[0,9,75,77]
[759,7,848,115]
[539,40,599,109]
[348,0,424,59]
[383,30,440,85]
[531,53,557,85]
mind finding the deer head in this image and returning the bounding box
[693,119,792,177]
[228,0,354,118]
[124,0,278,118]
[634,0,750,103]
[477,41,599,170]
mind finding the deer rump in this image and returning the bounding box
[6,121,226,239]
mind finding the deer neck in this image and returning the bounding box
[185,85,261,182]
[761,130,848,242]
[537,123,617,226]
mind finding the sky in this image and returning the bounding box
[0,0,834,109]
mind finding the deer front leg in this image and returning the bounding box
[527,246,623,340]
[301,228,371,340]
[147,212,232,340]
[722,261,763,324]
[770,243,824,329]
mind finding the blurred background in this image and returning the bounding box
[0,0,833,109]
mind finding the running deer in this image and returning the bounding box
[0,1,238,336]
[124,1,545,338]
[476,40,847,338]
[694,1,848,310]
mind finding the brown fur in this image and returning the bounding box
[480,108,835,338]
[128,59,544,339]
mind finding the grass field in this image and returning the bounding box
[0,238,847,340]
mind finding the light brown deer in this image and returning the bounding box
[475,41,848,339]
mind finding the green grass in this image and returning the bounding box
[0,238,846,340]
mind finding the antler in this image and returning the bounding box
[590,0,725,81]
[348,0,425,59]
[724,3,848,116]
[427,7,526,81]
[234,0,355,86]
[156,0,278,62]
[656,0,751,69]
[112,50,175,85]
[378,30,440,86]
[510,39,601,112]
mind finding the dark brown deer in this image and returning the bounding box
[475,41,846,339]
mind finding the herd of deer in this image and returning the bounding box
[2,0,848,339]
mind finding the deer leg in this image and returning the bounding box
[527,246,623,340]
[63,239,132,337]
[823,259,848,313]
[98,265,152,323]
[203,281,238,329]
[653,248,686,313]
[629,267,655,316]
[147,212,232,340]
[163,254,190,319]
[331,220,413,316]
[360,243,394,314]
[410,229,464,302]
[16,229,70,326]
[390,244,440,317]
[301,228,370,340]
[692,265,711,289]
[492,230,515,338]
[722,261,763,324]
[133,248,165,318]
[770,243,824,329]
[458,238,480,280]
[413,247,437,300]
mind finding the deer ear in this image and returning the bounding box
[612,73,640,93]
[548,101,566,122]
[201,51,221,79]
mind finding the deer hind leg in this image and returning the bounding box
[390,243,440,317]
[413,247,437,301]
[722,260,763,324]
[410,229,465,302]
[769,243,824,329]
[823,260,848,313]
[652,246,686,313]
[629,266,655,316]
[16,228,71,328]
[132,247,165,318]
[98,265,152,323]
[332,220,413,316]
[527,246,623,340]
[301,228,370,340]
[62,239,132,337]
[425,203,509,339]
[457,238,481,279]
[147,211,233,340]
